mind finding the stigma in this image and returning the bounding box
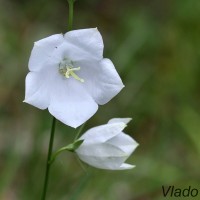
[59,59,84,83]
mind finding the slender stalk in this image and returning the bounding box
[41,117,56,200]
[41,1,75,199]
[74,123,86,141]
[49,145,73,165]
[68,0,75,31]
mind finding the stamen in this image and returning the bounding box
[65,67,84,83]
[59,60,84,83]
[67,68,85,83]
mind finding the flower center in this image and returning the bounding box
[59,59,84,83]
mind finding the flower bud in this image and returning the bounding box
[75,118,138,170]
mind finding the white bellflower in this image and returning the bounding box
[24,28,124,128]
[75,118,138,170]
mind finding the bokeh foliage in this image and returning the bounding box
[0,0,200,199]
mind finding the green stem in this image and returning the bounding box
[41,1,75,198]
[74,123,86,141]
[41,117,56,200]
[68,0,75,31]
[50,138,84,165]
[50,145,74,165]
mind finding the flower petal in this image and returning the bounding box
[107,132,139,155]
[118,163,135,170]
[64,28,103,61]
[79,122,126,144]
[24,72,49,109]
[48,78,98,128]
[76,143,128,170]
[76,58,124,105]
[108,118,132,125]
[29,34,64,72]
[24,58,60,109]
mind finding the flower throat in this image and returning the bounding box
[59,58,84,83]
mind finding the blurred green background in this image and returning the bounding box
[1,0,200,199]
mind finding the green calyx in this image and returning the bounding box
[49,139,84,164]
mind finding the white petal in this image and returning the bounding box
[64,28,103,61]
[76,143,125,157]
[24,72,49,109]
[79,122,126,144]
[76,143,127,170]
[107,132,139,155]
[76,58,124,105]
[51,41,93,63]
[29,34,64,71]
[24,60,58,109]
[118,163,135,170]
[48,78,98,128]
[108,118,132,125]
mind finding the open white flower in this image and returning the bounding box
[75,118,138,170]
[24,28,124,128]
